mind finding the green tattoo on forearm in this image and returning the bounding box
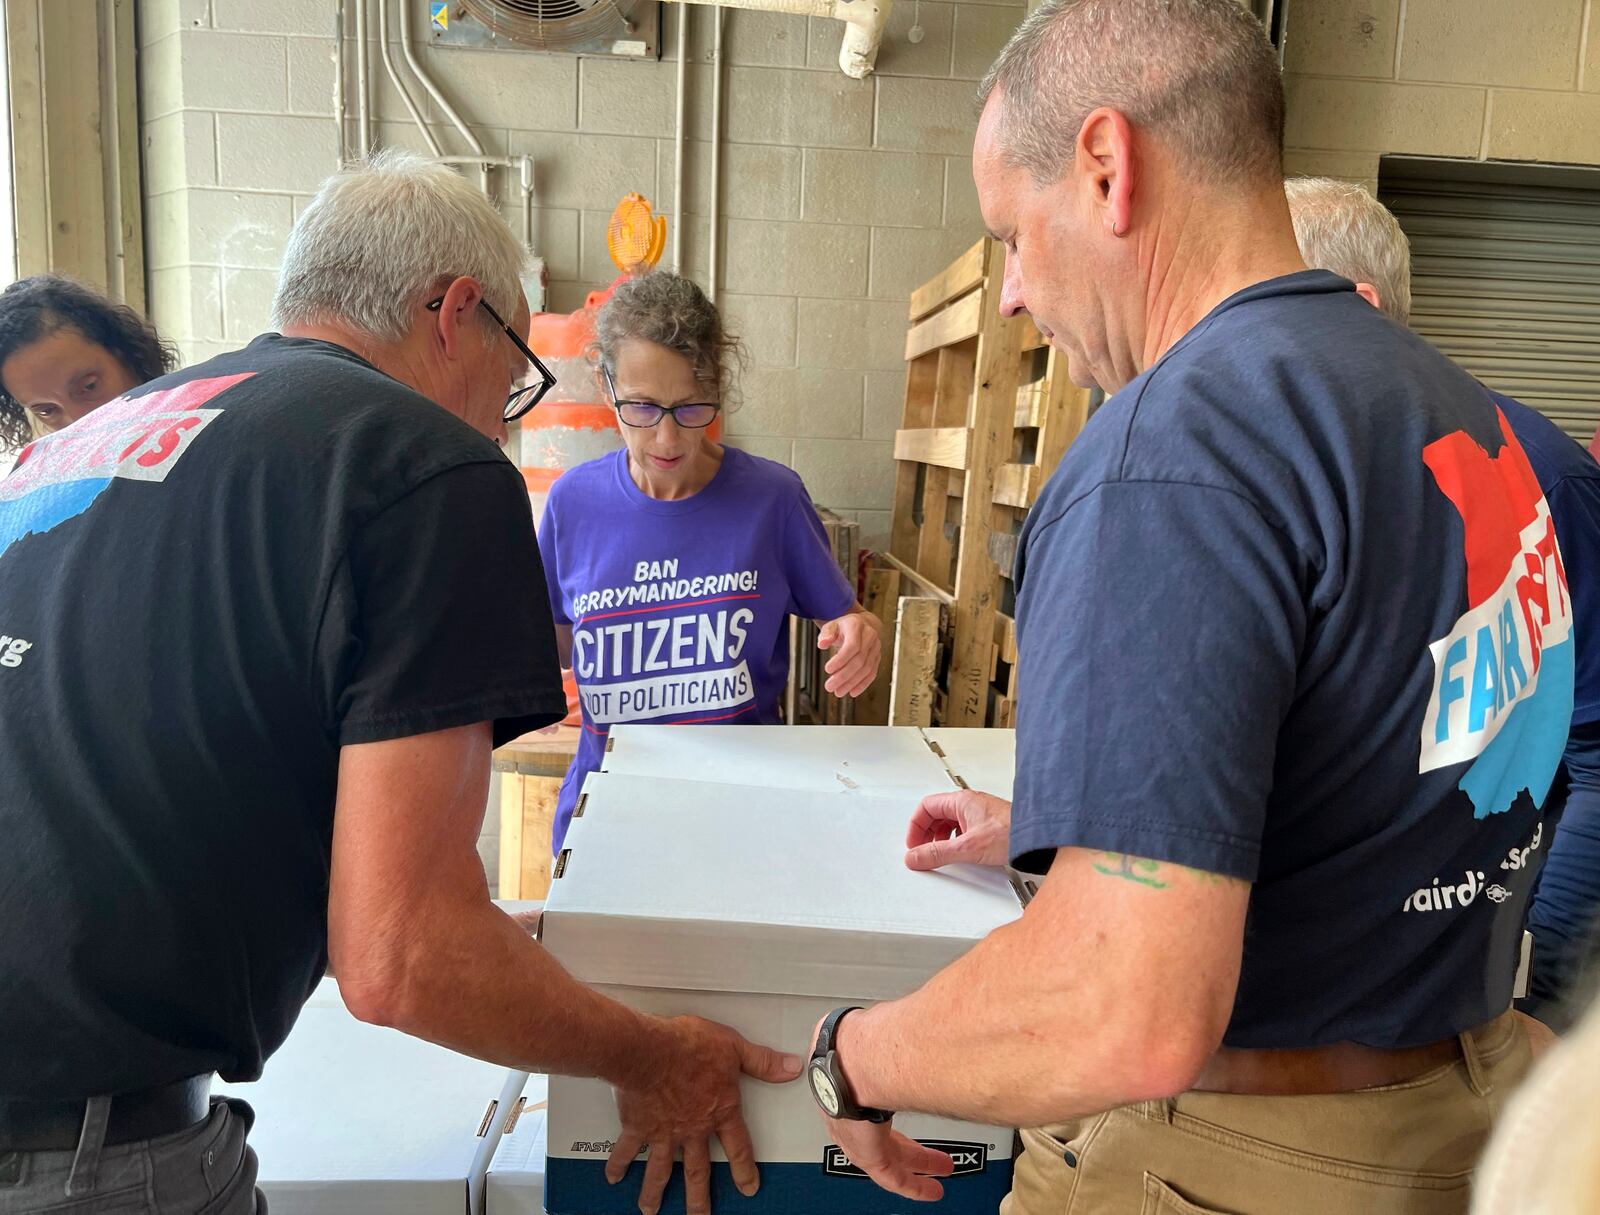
[1091,852,1245,891]
[1092,853,1168,888]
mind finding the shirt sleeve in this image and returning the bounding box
[783,492,857,622]
[328,460,566,748]
[536,492,572,626]
[1009,480,1305,880]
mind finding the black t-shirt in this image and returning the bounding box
[1011,273,1573,1049]
[0,334,564,1100]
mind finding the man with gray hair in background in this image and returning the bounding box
[804,2,1567,1211]
[0,150,796,1215]
[1287,175,1600,1039]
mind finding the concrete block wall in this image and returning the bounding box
[137,0,1028,546]
[1282,0,1600,188]
[138,1,1600,535]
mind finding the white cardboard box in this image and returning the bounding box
[600,723,958,799]
[486,1075,549,1215]
[923,728,1016,802]
[214,978,516,1215]
[541,771,1022,1215]
[216,901,545,1215]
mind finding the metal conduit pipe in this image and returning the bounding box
[708,8,723,303]
[333,1,347,168]
[376,0,442,154]
[354,0,372,157]
[664,0,890,77]
[433,154,538,253]
[673,5,688,273]
[399,0,492,191]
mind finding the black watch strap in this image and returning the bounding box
[813,1005,860,1059]
[809,1006,893,1123]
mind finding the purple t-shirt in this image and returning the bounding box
[538,446,856,850]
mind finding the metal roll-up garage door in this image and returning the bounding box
[1379,156,1600,445]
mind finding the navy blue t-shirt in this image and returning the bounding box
[1011,272,1574,1050]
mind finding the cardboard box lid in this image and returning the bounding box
[601,724,958,798]
[542,774,1021,1002]
[924,728,1016,802]
[214,978,511,1215]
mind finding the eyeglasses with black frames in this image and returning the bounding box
[426,295,556,423]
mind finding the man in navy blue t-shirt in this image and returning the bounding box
[804,3,1568,1212]
[1286,176,1600,1033]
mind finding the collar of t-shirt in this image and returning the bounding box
[250,331,384,373]
[1155,269,1355,370]
[610,444,745,517]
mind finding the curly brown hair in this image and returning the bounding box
[592,271,744,409]
[0,275,177,452]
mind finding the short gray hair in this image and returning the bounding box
[272,149,527,343]
[978,0,1284,186]
[1284,176,1412,326]
[593,271,744,407]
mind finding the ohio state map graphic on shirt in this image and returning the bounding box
[1419,406,1574,818]
[569,557,761,725]
[0,374,250,562]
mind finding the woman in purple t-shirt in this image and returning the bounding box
[537,271,882,851]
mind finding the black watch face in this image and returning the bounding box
[809,1059,843,1118]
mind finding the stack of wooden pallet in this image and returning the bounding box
[785,508,860,726]
[858,238,1094,729]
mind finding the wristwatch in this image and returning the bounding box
[807,1006,893,1123]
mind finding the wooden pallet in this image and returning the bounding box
[785,508,860,726]
[876,239,1094,728]
[494,726,582,899]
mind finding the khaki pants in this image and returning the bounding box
[1002,1013,1530,1215]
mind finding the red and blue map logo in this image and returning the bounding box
[0,374,251,560]
[1419,407,1574,818]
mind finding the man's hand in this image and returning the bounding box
[906,790,1013,870]
[820,1118,954,1203]
[607,1016,801,1215]
[807,1011,953,1202]
[819,607,882,698]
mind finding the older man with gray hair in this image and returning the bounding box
[1287,175,1600,1039]
[803,2,1565,1212]
[0,150,795,1215]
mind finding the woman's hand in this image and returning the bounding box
[818,607,882,698]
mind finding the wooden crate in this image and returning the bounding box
[494,725,581,900]
[875,238,1094,728]
[854,563,944,727]
[785,508,860,726]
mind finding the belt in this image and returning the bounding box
[1190,1018,1499,1096]
[0,1076,211,1152]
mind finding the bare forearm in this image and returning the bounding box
[343,893,667,1090]
[835,851,1248,1127]
[835,920,1144,1126]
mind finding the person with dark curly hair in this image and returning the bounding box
[0,274,177,452]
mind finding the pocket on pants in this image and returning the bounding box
[197,1101,256,1213]
[144,1098,255,1214]
[1141,1174,1240,1215]
[1004,1118,1107,1215]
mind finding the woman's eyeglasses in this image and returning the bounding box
[426,295,556,423]
[601,364,721,429]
